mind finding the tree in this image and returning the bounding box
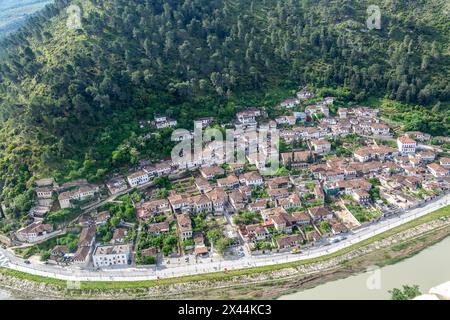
[233,211,262,225]
[215,237,232,255]
[155,188,169,199]
[207,229,223,245]
[110,215,120,228]
[319,221,331,234]
[389,285,422,300]
[163,235,177,247]
[141,255,156,265]
[47,209,78,225]
[153,177,172,190]
[369,186,380,202]
[40,251,51,261]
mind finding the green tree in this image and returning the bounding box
[215,237,232,255]
[389,285,422,300]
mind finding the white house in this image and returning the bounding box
[240,171,264,187]
[293,112,307,121]
[58,191,73,209]
[275,115,297,126]
[194,117,214,129]
[353,146,398,163]
[36,187,53,199]
[280,98,299,109]
[311,139,331,155]
[352,190,371,204]
[370,123,391,136]
[177,213,193,240]
[127,171,150,188]
[236,108,261,125]
[154,115,177,129]
[145,161,172,177]
[296,89,314,100]
[16,222,53,243]
[106,177,128,195]
[35,187,54,207]
[397,136,417,155]
[338,108,348,119]
[440,157,450,168]
[72,246,92,267]
[58,185,99,209]
[206,188,228,214]
[427,163,449,178]
[190,194,213,213]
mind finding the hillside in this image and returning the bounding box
[0,0,449,218]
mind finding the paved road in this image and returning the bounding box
[0,249,10,269]
[1,193,449,283]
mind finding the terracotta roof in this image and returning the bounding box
[127,170,148,180]
[311,139,330,146]
[398,136,416,144]
[308,206,331,218]
[73,246,90,261]
[206,188,227,203]
[78,226,96,247]
[177,213,192,229]
[276,234,303,248]
[112,228,128,241]
[217,174,239,186]
[200,166,225,177]
[147,221,170,234]
[428,163,448,174]
[241,171,262,181]
[292,211,311,221]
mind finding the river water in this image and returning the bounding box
[279,236,450,300]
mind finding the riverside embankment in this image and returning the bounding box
[1,205,450,300]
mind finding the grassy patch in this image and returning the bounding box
[345,203,383,223]
[0,268,66,288]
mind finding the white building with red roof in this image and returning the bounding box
[397,136,417,155]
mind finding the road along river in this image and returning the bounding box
[279,235,450,300]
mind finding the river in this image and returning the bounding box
[0,289,12,300]
[1,236,449,300]
[280,236,450,300]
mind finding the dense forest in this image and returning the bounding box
[0,0,449,218]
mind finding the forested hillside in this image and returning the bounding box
[0,0,449,217]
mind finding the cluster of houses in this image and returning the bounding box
[24,179,101,223]
[45,211,132,268]
[127,93,448,254]
[12,88,450,267]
